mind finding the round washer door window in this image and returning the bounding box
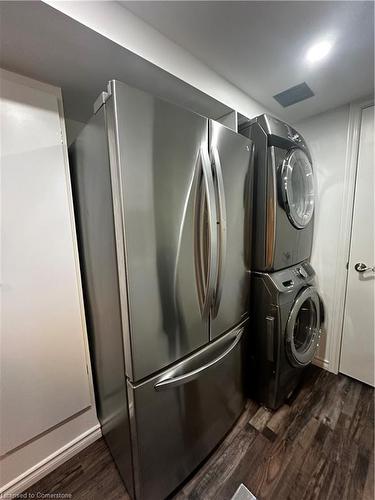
[281,149,315,229]
[286,286,320,367]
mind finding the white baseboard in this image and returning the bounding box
[0,424,102,497]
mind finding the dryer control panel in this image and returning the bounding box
[247,113,310,153]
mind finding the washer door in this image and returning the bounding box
[286,286,320,367]
[280,149,315,229]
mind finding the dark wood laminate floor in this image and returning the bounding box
[25,367,374,500]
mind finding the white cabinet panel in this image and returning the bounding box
[1,74,91,454]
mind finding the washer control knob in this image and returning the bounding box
[297,266,308,279]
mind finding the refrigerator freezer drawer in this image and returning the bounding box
[127,321,247,500]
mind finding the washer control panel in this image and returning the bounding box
[262,261,315,292]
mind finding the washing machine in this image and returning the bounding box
[248,260,321,410]
[240,114,315,272]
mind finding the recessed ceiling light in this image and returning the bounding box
[306,40,333,63]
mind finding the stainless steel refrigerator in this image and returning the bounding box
[70,80,254,500]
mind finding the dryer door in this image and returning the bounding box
[280,149,314,229]
[286,286,320,367]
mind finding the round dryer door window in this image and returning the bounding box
[281,149,315,229]
[286,286,320,367]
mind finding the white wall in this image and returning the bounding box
[65,118,85,147]
[44,1,270,121]
[295,105,351,371]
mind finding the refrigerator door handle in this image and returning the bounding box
[195,146,218,319]
[210,145,227,318]
[154,327,243,391]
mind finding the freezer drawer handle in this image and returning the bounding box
[154,328,243,391]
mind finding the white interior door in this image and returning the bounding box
[340,105,374,386]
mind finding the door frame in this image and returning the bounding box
[328,96,374,374]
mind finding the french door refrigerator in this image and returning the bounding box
[70,80,254,500]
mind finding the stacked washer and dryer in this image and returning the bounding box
[241,114,322,410]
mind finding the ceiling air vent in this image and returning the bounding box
[273,82,314,107]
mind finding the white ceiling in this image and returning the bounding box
[121,1,374,122]
[0,1,231,123]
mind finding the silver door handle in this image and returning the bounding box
[210,146,227,318]
[354,262,375,273]
[154,328,243,391]
[198,146,218,319]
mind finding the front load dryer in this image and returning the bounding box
[240,114,315,272]
[248,261,321,410]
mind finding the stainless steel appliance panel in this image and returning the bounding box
[250,264,321,409]
[240,115,314,272]
[239,121,270,271]
[69,108,134,496]
[111,80,210,382]
[209,121,254,338]
[272,147,314,271]
[128,322,247,500]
